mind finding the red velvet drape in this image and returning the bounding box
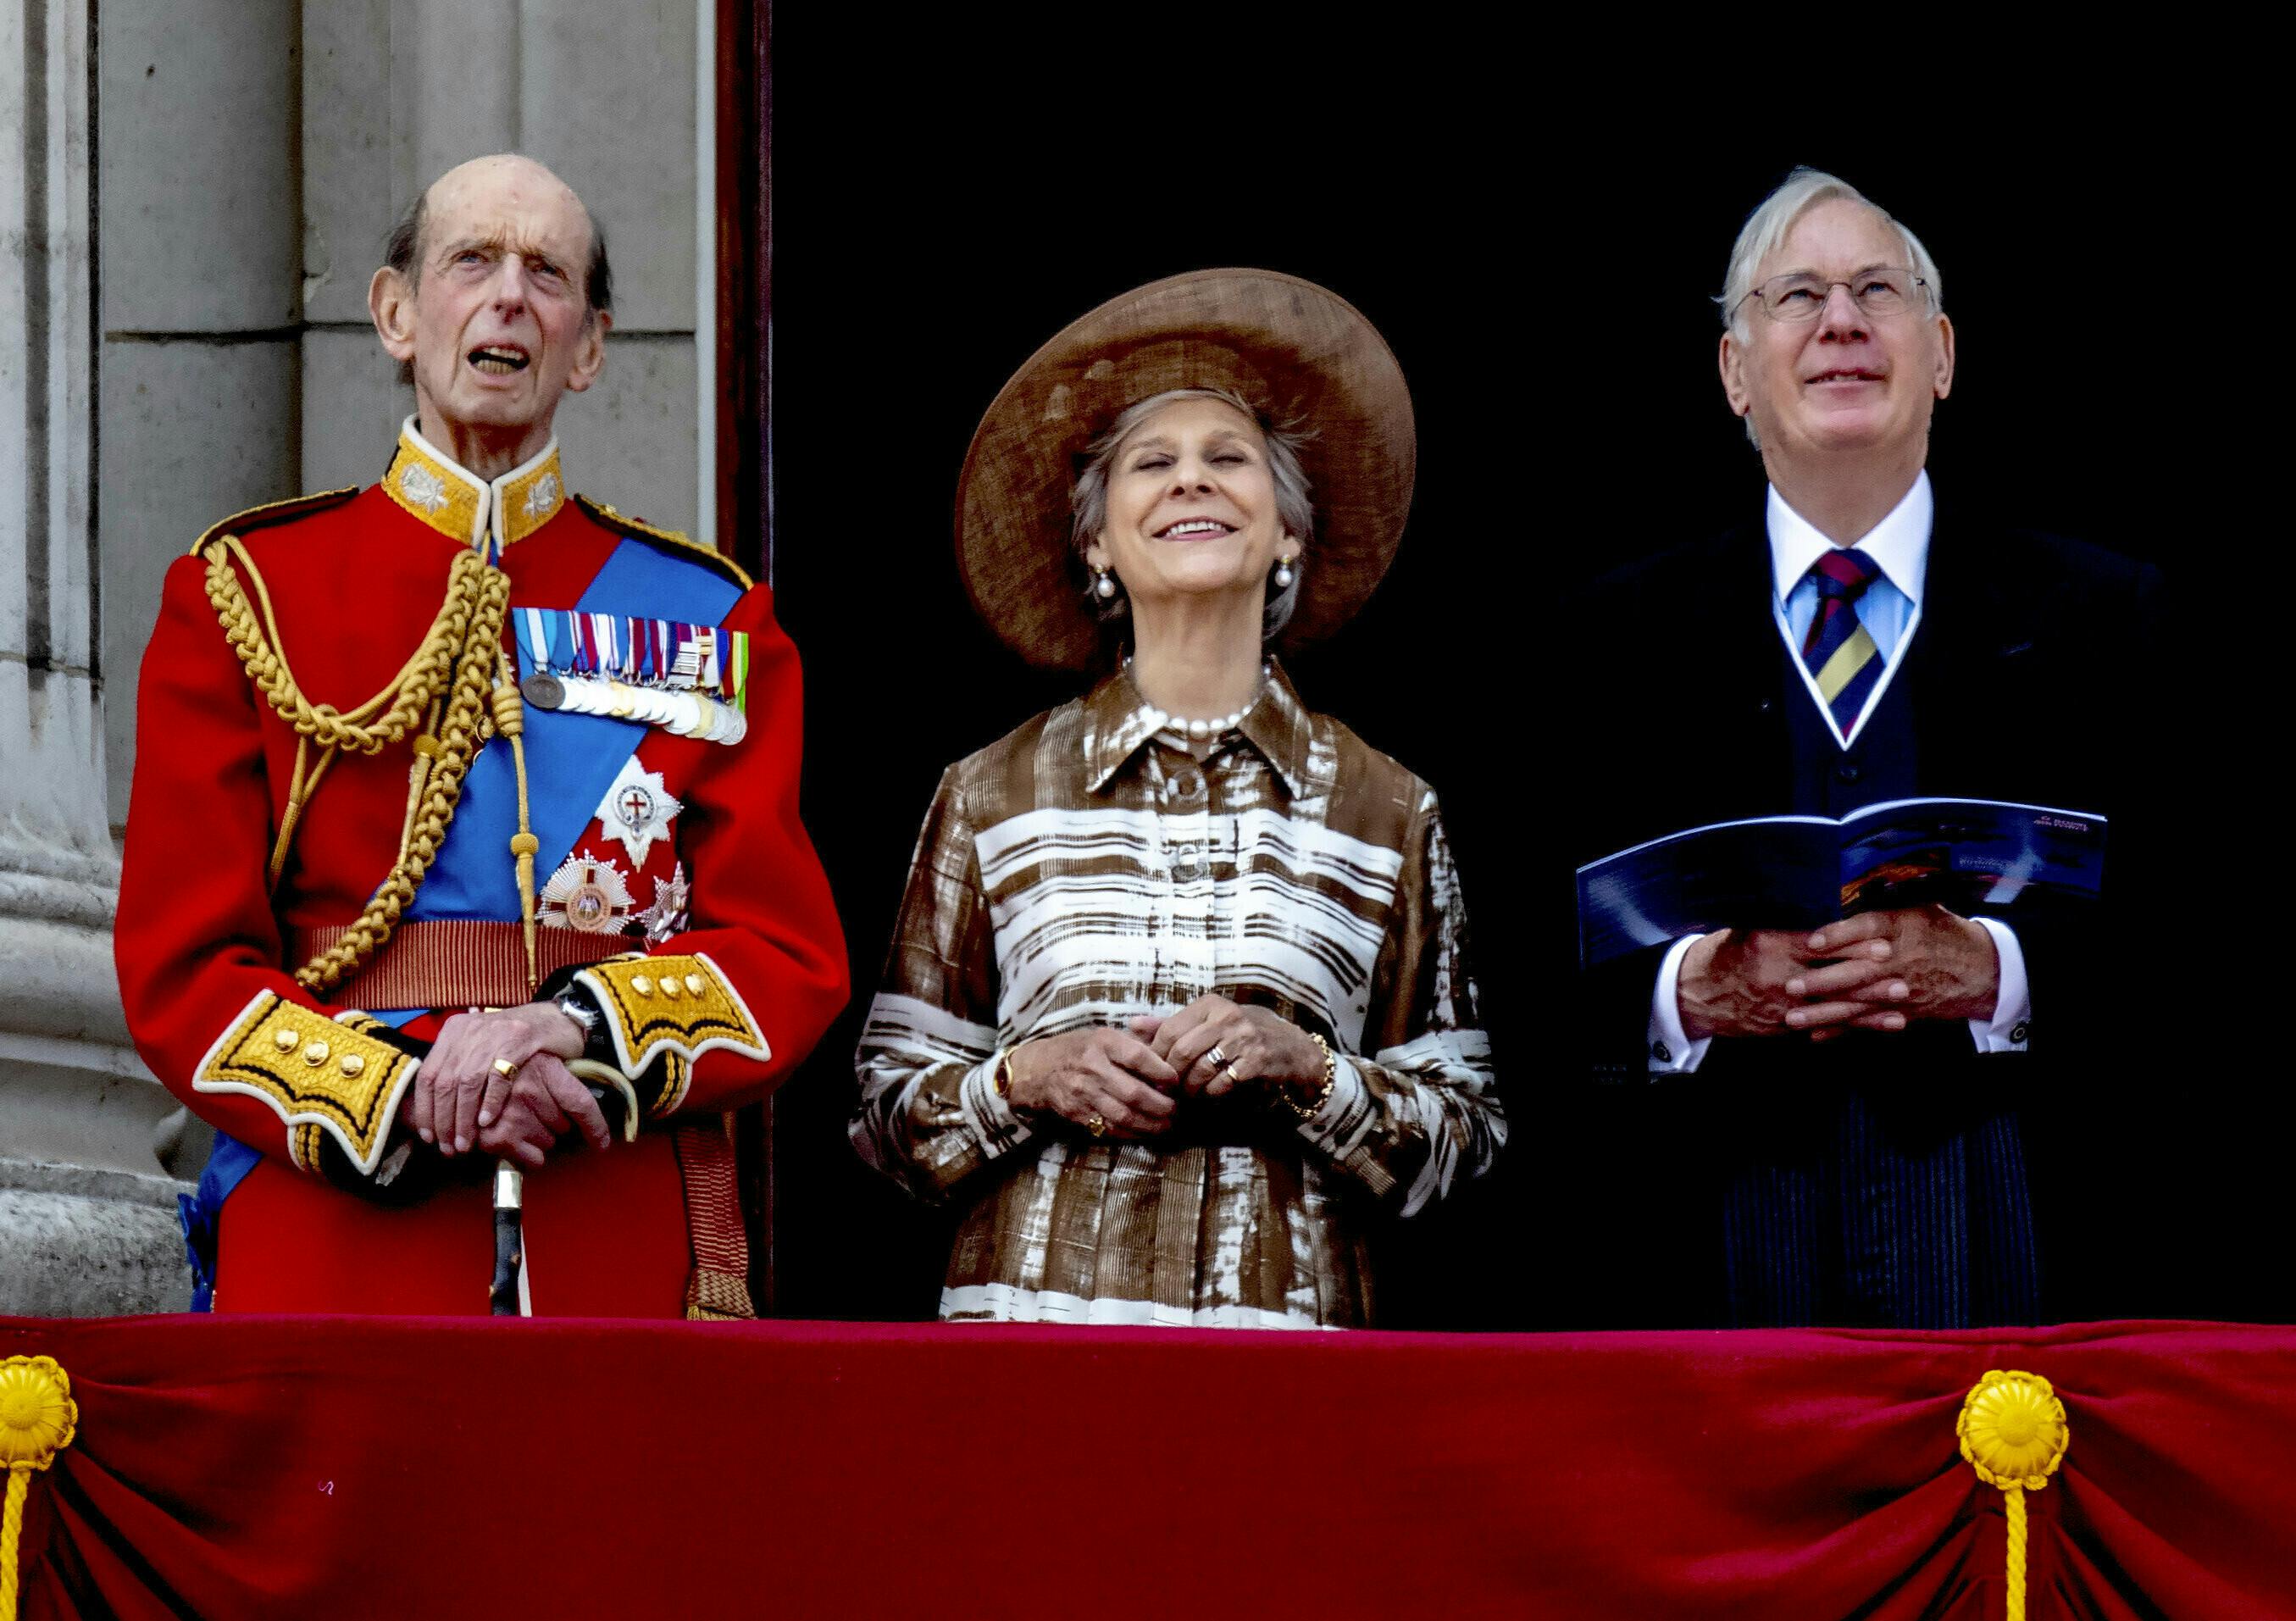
[3,1317,2289,1619]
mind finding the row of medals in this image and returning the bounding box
[520,669,749,745]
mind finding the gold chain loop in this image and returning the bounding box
[201,536,517,990]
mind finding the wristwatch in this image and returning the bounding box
[555,992,601,1046]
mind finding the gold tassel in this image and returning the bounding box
[495,656,541,995]
[1958,1369,2070,1621]
[1,1356,79,1621]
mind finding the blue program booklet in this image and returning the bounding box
[1575,797,2108,969]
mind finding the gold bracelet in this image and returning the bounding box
[1283,1032,1338,1121]
[991,1039,1033,1102]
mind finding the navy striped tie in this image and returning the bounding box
[1803,548,1884,736]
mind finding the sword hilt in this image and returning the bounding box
[489,1160,524,1316]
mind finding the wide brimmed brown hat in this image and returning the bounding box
[956,268,1416,671]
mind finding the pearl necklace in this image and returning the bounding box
[1149,704,1249,742]
[1131,657,1268,744]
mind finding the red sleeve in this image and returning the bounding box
[638,582,849,1113]
[114,554,420,1174]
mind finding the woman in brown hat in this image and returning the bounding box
[851,269,1500,1327]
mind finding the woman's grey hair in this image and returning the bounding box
[1068,386,1316,641]
[1716,167,1945,447]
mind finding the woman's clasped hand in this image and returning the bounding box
[1006,997,1328,1137]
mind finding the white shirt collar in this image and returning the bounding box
[1766,469,1933,607]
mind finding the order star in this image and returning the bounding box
[596,756,682,869]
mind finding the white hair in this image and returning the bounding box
[1717,167,1944,341]
[1068,386,1314,641]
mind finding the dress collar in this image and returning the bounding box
[1766,469,1933,608]
[1082,658,1314,798]
[382,416,568,564]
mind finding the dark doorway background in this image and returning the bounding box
[753,44,2269,1328]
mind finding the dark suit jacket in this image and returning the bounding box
[1557,493,2169,1327]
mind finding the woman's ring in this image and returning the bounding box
[1223,1063,1245,1089]
[491,1058,520,1080]
[1085,1113,1109,1137]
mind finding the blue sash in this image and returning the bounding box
[408,539,741,924]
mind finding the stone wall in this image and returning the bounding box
[2,0,709,1315]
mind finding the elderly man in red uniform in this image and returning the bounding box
[114,154,847,1317]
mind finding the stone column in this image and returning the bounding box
[0,0,190,1313]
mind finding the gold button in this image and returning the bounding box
[661,976,682,999]
[630,974,655,997]
[302,1040,331,1067]
[684,974,706,996]
[339,1054,366,1079]
[273,1028,299,1052]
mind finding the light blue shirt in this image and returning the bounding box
[1768,471,1932,747]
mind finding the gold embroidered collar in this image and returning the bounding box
[383,417,567,563]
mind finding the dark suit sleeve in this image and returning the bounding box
[1578,942,1678,1082]
[1990,549,2168,1061]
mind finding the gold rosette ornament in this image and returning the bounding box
[2,1355,80,1620]
[1957,1369,2069,1621]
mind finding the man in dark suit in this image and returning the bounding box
[1565,169,2164,1330]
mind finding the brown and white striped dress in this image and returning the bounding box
[851,663,1500,1328]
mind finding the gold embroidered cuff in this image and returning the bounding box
[571,952,770,1085]
[193,992,420,1176]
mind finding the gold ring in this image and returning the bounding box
[1223,1063,1245,1088]
[491,1058,520,1080]
[1085,1113,1108,1138]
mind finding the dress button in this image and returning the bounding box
[2010,1022,2029,1044]
[273,1028,299,1053]
[684,973,707,996]
[1651,1041,1672,1063]
[1171,848,1203,883]
[1837,761,1861,784]
[631,974,655,997]
[301,1040,331,1068]
[339,1054,366,1079]
[1171,771,1202,801]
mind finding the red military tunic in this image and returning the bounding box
[114,423,848,1315]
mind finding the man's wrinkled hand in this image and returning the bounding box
[1795,905,1999,1042]
[401,1002,608,1163]
[1678,926,1897,1041]
[1678,904,2001,1044]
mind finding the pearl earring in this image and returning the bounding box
[1272,555,1297,590]
[1093,567,1117,601]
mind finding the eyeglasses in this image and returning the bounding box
[1741,267,1928,323]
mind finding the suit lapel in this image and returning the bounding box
[1679,519,1795,812]
[1896,496,2038,790]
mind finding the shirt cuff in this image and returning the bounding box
[1969,917,2032,1053]
[1294,1051,1373,1155]
[1649,934,1713,1074]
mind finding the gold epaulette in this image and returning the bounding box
[573,952,770,1096]
[574,495,754,590]
[192,992,421,1175]
[187,487,361,558]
